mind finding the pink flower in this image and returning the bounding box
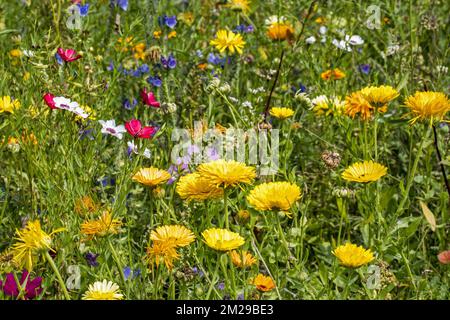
[57,48,82,62]
[0,270,43,299]
[43,93,57,109]
[438,250,450,264]
[125,119,157,139]
[140,88,160,108]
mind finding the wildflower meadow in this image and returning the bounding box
[0,0,449,302]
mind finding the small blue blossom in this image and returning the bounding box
[123,98,137,110]
[147,75,162,87]
[161,54,177,69]
[55,53,64,65]
[164,15,177,29]
[359,63,371,74]
[77,3,90,17]
[85,252,99,267]
[217,282,225,290]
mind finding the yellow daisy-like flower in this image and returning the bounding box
[82,280,124,300]
[80,211,122,239]
[342,160,387,183]
[226,0,251,13]
[150,225,195,248]
[176,172,224,201]
[266,22,295,41]
[229,250,257,268]
[332,243,374,268]
[11,220,65,271]
[9,49,22,58]
[145,240,180,270]
[132,167,171,187]
[0,96,21,114]
[344,91,377,120]
[210,30,245,55]
[247,182,301,212]
[253,274,276,292]
[404,91,450,125]
[269,107,295,119]
[321,68,346,80]
[197,160,256,188]
[202,228,245,251]
[360,85,399,107]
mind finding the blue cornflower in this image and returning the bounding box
[147,75,162,87]
[111,0,128,11]
[77,3,89,17]
[124,266,141,280]
[164,15,177,29]
[85,252,99,267]
[207,53,225,66]
[359,63,371,74]
[139,64,150,73]
[55,53,64,65]
[161,54,176,69]
[123,98,137,110]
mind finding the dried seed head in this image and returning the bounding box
[321,150,341,169]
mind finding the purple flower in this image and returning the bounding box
[77,3,90,17]
[123,98,137,110]
[217,282,225,290]
[0,270,42,299]
[237,293,245,300]
[164,15,177,29]
[359,64,371,75]
[107,61,114,71]
[123,266,131,280]
[161,54,177,69]
[139,64,150,73]
[85,252,99,267]
[147,76,162,87]
[207,53,226,66]
[123,267,141,280]
[111,0,128,11]
[206,147,220,161]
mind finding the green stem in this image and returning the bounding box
[44,251,71,300]
[224,188,229,229]
[108,238,127,289]
[396,127,431,215]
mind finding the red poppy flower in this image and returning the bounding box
[43,93,57,109]
[125,119,157,139]
[140,88,160,108]
[438,250,450,264]
[57,48,82,62]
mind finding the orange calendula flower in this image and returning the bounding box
[229,250,257,268]
[80,211,122,239]
[253,274,276,292]
[321,68,346,80]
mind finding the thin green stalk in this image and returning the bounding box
[223,188,229,229]
[396,127,431,215]
[108,238,127,289]
[44,251,71,300]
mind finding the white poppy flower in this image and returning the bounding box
[99,120,126,139]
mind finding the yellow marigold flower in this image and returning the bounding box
[132,42,146,60]
[253,274,276,292]
[0,96,21,114]
[145,241,179,270]
[269,107,295,119]
[210,29,245,55]
[226,0,251,13]
[80,211,122,239]
[344,91,375,120]
[321,68,346,80]
[333,243,374,268]
[168,31,177,39]
[229,250,257,268]
[150,225,195,248]
[75,195,99,216]
[315,17,326,24]
[404,91,450,125]
[82,280,123,300]
[132,167,171,187]
[342,160,387,183]
[197,160,256,188]
[247,182,301,211]
[202,228,245,251]
[178,12,194,25]
[312,95,345,117]
[176,172,224,201]
[267,22,294,41]
[9,49,22,58]
[153,30,162,39]
[11,220,65,271]
[360,85,399,107]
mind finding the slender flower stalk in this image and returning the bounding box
[44,251,70,300]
